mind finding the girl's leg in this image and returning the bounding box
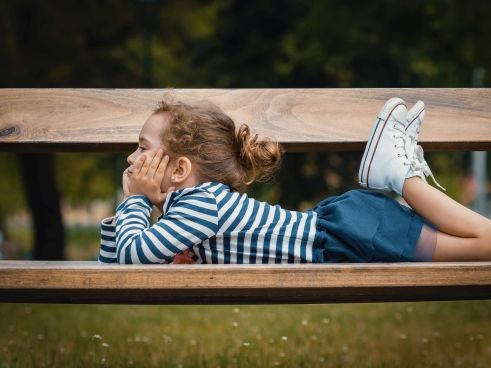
[402,177,491,261]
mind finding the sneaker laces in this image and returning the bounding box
[412,144,446,191]
[393,122,410,161]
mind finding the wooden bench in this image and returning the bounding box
[0,88,490,304]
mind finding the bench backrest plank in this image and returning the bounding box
[1,88,490,152]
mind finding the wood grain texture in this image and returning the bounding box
[1,88,490,152]
[1,261,490,304]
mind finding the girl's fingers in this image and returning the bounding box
[133,154,146,176]
[135,149,160,177]
[148,149,164,176]
[155,154,170,179]
[139,151,153,176]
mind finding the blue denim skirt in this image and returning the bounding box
[312,189,436,263]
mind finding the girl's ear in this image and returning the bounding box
[171,156,193,184]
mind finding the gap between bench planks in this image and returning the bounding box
[0,88,490,304]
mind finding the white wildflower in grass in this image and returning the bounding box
[406,306,413,313]
[92,334,102,340]
[399,333,407,340]
[311,335,317,341]
[432,331,440,338]
[102,342,109,348]
[341,344,349,353]
[322,318,330,324]
[301,319,308,326]
[421,338,429,344]
[233,307,240,313]
[232,321,239,328]
[37,334,44,340]
[190,339,197,346]
[279,351,286,358]
[162,334,172,344]
[281,336,288,341]
[468,335,475,341]
[101,357,106,365]
[319,357,325,363]
[135,336,141,343]
[142,336,150,344]
[242,342,250,347]
[273,361,280,366]
[128,360,134,365]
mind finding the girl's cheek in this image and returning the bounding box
[161,173,174,192]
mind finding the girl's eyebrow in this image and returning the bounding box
[138,137,151,144]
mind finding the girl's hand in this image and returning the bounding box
[173,249,196,264]
[126,149,175,209]
[122,167,131,200]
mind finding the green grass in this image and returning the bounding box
[0,301,490,367]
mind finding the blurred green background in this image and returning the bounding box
[0,1,490,367]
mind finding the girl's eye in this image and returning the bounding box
[138,146,147,151]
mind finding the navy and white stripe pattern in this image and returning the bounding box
[98,182,317,264]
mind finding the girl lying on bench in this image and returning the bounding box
[99,97,491,264]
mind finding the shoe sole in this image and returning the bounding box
[359,97,406,189]
[405,100,425,133]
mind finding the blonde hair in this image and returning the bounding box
[153,97,283,192]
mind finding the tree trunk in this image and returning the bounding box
[18,153,65,260]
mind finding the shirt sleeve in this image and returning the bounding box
[98,216,117,264]
[114,190,219,264]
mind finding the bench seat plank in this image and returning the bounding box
[1,261,490,304]
[1,88,491,152]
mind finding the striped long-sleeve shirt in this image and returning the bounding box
[99,181,317,264]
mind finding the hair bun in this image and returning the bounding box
[236,124,283,185]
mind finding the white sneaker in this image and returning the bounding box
[404,101,446,191]
[404,101,426,180]
[359,97,411,195]
[405,100,425,145]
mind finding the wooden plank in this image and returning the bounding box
[1,261,490,304]
[1,88,490,152]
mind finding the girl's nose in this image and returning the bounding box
[127,151,137,166]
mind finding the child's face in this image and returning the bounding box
[127,113,174,193]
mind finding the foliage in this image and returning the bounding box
[54,153,125,206]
